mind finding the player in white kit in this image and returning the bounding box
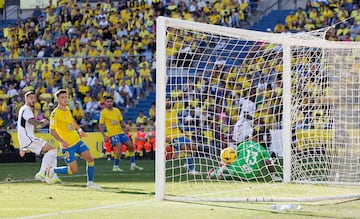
[17,91,61,183]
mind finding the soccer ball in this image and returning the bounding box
[220,147,237,165]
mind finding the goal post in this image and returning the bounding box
[155,16,167,201]
[155,16,360,202]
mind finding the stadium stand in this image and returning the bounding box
[0,0,357,141]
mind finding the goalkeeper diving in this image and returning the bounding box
[208,140,281,181]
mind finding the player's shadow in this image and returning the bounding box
[62,183,154,196]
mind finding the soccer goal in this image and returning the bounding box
[155,16,360,202]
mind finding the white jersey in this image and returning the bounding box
[17,104,36,149]
[232,98,256,143]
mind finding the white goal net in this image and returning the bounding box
[155,17,360,202]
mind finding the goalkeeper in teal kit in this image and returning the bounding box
[208,141,279,181]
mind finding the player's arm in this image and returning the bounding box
[50,128,70,148]
[98,112,109,141]
[120,120,127,129]
[28,117,49,127]
[72,117,86,137]
[98,121,108,141]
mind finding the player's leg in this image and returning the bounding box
[47,145,77,184]
[122,135,143,170]
[104,140,112,160]
[207,164,228,179]
[110,135,123,171]
[179,137,199,175]
[80,149,101,189]
[25,141,46,181]
[26,138,56,182]
[40,143,61,183]
[112,142,124,171]
[266,159,281,181]
[121,144,127,159]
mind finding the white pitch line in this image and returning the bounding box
[16,199,154,219]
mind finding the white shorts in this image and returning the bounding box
[22,137,47,155]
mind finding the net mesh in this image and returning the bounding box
[159,18,360,202]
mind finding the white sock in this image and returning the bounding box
[40,149,57,175]
[48,149,58,177]
[48,149,57,168]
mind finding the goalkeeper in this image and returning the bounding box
[208,140,280,181]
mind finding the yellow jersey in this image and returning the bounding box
[50,107,81,147]
[165,110,183,138]
[99,107,124,136]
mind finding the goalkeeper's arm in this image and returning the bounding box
[209,164,229,179]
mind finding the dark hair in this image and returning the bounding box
[24,90,35,98]
[104,96,114,100]
[55,89,67,98]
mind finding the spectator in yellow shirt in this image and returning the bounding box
[337,22,350,40]
[46,8,56,27]
[110,58,122,73]
[38,87,52,109]
[54,59,67,75]
[41,65,52,81]
[139,63,152,90]
[88,45,99,57]
[136,111,148,127]
[78,79,90,100]
[285,11,297,30]
[274,21,285,33]
[125,64,136,79]
[98,62,109,81]
[72,102,84,123]
[149,102,155,121]
[83,92,92,107]
[121,38,133,55]
[132,73,143,100]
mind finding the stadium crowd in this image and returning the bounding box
[274,0,360,41]
[1,0,357,158]
[0,0,257,132]
[0,0,260,158]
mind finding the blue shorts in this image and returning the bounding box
[110,134,130,147]
[61,140,89,164]
[171,136,191,153]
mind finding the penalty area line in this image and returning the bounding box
[17,199,153,219]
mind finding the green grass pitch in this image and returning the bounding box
[0,158,359,218]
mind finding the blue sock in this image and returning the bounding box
[187,158,194,171]
[130,156,135,164]
[54,166,69,174]
[87,162,95,182]
[114,157,120,167]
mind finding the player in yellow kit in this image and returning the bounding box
[47,89,101,189]
[99,96,143,171]
[166,97,199,175]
